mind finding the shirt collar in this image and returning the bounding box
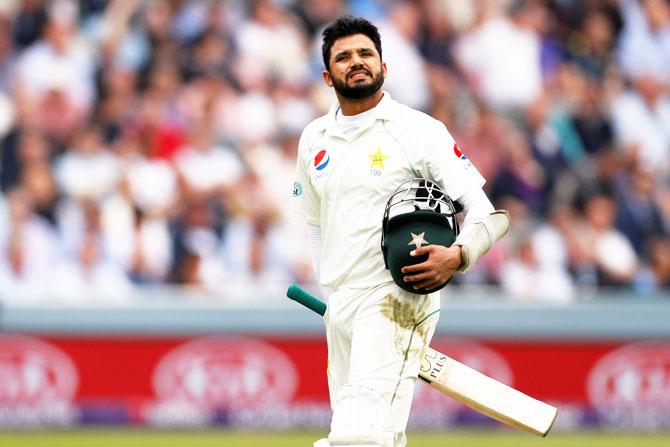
[319,91,398,136]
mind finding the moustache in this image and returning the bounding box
[347,67,372,79]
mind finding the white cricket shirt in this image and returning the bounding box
[292,92,485,290]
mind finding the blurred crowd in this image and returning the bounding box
[0,0,669,305]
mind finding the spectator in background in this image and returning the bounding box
[612,0,670,175]
[220,205,290,285]
[117,134,178,218]
[101,136,176,284]
[501,229,575,303]
[125,206,174,284]
[0,230,46,305]
[609,73,670,175]
[378,2,430,110]
[617,0,670,84]
[242,132,314,284]
[95,63,141,143]
[174,121,245,206]
[93,0,149,73]
[170,199,226,290]
[548,200,598,289]
[635,237,670,293]
[48,228,133,304]
[0,188,59,283]
[567,5,620,81]
[182,29,234,82]
[234,0,309,85]
[575,190,639,287]
[136,59,188,160]
[19,145,58,225]
[54,125,121,201]
[489,123,546,214]
[171,0,219,45]
[501,201,576,303]
[418,0,458,71]
[2,128,51,192]
[615,165,667,258]
[12,0,95,144]
[272,80,317,136]
[141,0,179,65]
[524,90,580,206]
[221,73,278,146]
[570,75,615,159]
[455,0,544,112]
[0,13,16,138]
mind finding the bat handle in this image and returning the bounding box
[287,284,327,316]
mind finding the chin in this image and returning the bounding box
[349,81,372,89]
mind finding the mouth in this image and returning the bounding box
[348,69,372,81]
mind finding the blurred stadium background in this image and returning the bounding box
[0,0,669,445]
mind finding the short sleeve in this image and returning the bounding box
[292,132,321,226]
[422,120,486,201]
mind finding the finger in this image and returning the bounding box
[401,262,431,273]
[410,246,433,257]
[412,278,442,290]
[403,271,432,283]
[412,277,444,290]
[414,271,456,290]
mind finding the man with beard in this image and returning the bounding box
[293,16,501,447]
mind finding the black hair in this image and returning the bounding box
[321,15,382,70]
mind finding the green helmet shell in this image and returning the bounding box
[381,178,460,294]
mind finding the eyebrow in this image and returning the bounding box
[334,47,375,59]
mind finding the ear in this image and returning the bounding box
[382,62,388,79]
[322,70,333,87]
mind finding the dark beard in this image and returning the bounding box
[331,69,384,100]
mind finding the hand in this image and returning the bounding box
[401,245,462,291]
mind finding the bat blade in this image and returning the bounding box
[286,284,558,436]
[420,346,557,436]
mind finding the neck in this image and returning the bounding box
[336,90,384,116]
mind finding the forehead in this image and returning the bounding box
[330,33,378,56]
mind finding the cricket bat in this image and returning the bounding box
[286,284,558,437]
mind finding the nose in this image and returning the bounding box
[350,52,364,65]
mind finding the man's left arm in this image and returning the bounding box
[401,187,507,290]
[452,188,510,272]
[402,120,509,289]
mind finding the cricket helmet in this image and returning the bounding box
[381,178,460,294]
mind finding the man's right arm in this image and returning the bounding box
[292,130,321,227]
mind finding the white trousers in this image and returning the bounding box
[324,283,440,446]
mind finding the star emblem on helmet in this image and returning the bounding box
[369,147,389,169]
[408,232,429,249]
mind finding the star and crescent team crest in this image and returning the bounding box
[408,232,429,249]
[369,147,389,176]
